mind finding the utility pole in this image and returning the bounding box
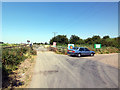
[52,32,57,37]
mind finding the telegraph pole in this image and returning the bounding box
[52,32,57,37]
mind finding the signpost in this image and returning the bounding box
[27,40,30,44]
[68,44,74,49]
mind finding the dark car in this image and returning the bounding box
[67,47,95,57]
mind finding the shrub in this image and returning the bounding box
[30,49,37,55]
[2,46,37,72]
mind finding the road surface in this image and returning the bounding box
[29,47,118,88]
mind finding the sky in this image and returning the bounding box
[2,2,118,43]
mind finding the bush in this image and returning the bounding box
[30,49,37,55]
[20,47,29,53]
[2,48,27,70]
[2,46,37,71]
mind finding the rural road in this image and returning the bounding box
[29,47,118,88]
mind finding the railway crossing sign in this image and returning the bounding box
[68,44,74,49]
[94,44,101,49]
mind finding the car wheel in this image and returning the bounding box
[78,53,81,57]
[91,53,94,56]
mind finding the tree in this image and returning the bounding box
[101,36,118,47]
[33,42,37,45]
[45,42,48,45]
[40,43,43,45]
[76,39,85,44]
[91,35,101,44]
[103,35,110,39]
[85,38,93,44]
[69,35,80,44]
[50,35,68,45]
[0,42,4,44]
[114,36,120,47]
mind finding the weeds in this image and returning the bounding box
[2,46,37,88]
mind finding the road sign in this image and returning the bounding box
[68,44,74,49]
[53,42,56,47]
[94,44,101,49]
[27,40,30,44]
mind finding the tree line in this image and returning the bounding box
[49,35,120,48]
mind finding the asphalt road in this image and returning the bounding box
[29,47,118,88]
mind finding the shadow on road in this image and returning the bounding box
[68,55,92,57]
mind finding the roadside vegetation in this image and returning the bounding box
[2,45,37,88]
[0,43,20,47]
[49,35,120,54]
[52,44,119,55]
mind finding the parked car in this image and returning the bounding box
[67,47,95,57]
